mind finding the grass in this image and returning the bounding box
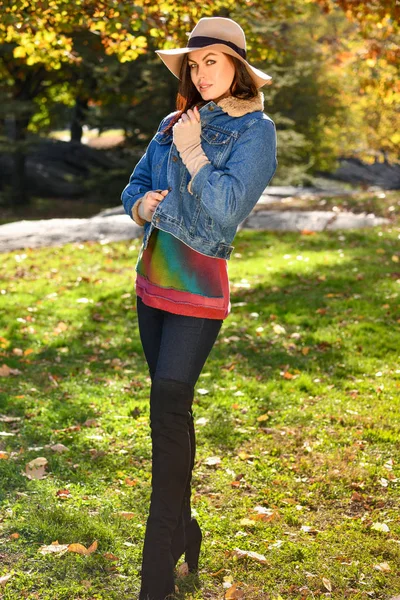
[0,223,399,599]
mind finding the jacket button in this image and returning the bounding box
[208,106,215,111]
[172,155,178,162]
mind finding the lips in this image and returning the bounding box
[199,84,212,90]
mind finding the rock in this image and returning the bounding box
[244,210,389,231]
[0,215,142,252]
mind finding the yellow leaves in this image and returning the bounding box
[13,46,26,58]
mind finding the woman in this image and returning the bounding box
[121,16,277,600]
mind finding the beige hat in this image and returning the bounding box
[155,17,272,89]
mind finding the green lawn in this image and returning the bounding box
[0,225,399,599]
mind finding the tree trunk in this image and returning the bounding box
[6,115,29,206]
[70,97,89,143]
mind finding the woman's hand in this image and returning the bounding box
[172,107,201,154]
[172,106,210,180]
[136,189,169,222]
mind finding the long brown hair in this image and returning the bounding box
[162,53,259,134]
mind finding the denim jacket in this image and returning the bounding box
[121,91,278,260]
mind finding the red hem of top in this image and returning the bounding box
[136,283,230,320]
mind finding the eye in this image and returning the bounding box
[206,60,216,65]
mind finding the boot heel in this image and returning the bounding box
[185,518,202,573]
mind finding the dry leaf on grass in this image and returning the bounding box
[0,415,21,423]
[38,541,69,556]
[39,540,98,556]
[0,573,13,586]
[68,540,98,555]
[23,457,48,480]
[225,583,244,599]
[56,489,71,499]
[0,364,22,377]
[114,511,135,520]
[204,456,221,467]
[322,577,332,592]
[230,548,268,564]
[374,562,391,572]
[371,522,390,532]
[50,444,69,453]
[176,561,189,577]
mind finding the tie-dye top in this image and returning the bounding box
[135,228,230,320]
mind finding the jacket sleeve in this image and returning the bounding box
[188,118,278,229]
[121,117,168,221]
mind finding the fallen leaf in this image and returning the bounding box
[225,583,244,599]
[0,415,21,423]
[176,561,189,577]
[371,522,390,532]
[0,452,9,459]
[231,548,268,564]
[103,552,119,561]
[83,419,99,427]
[204,456,221,467]
[0,573,13,586]
[38,541,69,555]
[374,562,391,572]
[68,540,98,555]
[322,577,332,591]
[23,457,48,480]
[56,489,71,499]
[240,518,256,526]
[0,364,11,377]
[301,525,321,535]
[257,414,270,422]
[211,567,226,577]
[50,443,69,453]
[124,478,138,486]
[115,511,135,520]
[273,324,286,335]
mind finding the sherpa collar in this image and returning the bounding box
[216,91,264,117]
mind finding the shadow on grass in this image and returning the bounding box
[0,228,399,497]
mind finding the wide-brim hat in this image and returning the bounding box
[155,16,272,89]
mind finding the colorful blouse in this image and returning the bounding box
[135,228,230,320]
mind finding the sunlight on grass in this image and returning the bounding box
[0,227,399,599]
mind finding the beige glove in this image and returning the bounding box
[131,189,169,226]
[173,107,210,178]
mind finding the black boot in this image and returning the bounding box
[139,378,194,600]
[171,409,202,573]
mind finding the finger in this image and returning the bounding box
[186,109,196,122]
[194,106,201,122]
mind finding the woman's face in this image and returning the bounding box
[188,49,236,103]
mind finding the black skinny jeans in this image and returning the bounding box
[136,296,223,599]
[136,295,223,387]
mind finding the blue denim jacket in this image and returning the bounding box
[121,91,278,259]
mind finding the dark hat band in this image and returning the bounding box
[187,35,247,60]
